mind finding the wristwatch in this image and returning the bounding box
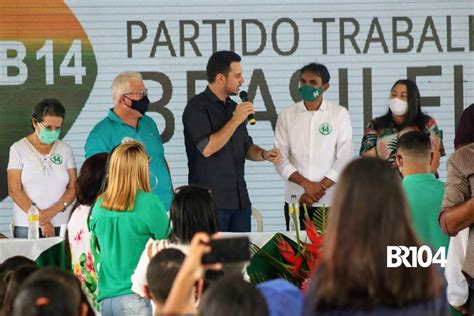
[62,201,68,212]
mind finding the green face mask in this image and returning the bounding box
[299,85,323,101]
[36,124,60,145]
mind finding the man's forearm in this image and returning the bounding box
[245,145,265,161]
[320,177,335,189]
[202,118,240,157]
[439,198,474,236]
[288,171,310,188]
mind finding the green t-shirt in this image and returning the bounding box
[85,109,173,211]
[402,173,449,251]
[90,190,170,301]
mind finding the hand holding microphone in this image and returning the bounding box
[239,91,256,125]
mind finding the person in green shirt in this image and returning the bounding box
[85,71,173,211]
[90,141,169,316]
[396,131,448,251]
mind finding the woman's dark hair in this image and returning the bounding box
[31,98,66,123]
[206,51,241,83]
[1,266,38,316]
[0,256,36,271]
[0,256,36,307]
[199,275,269,316]
[168,185,218,244]
[12,267,91,316]
[373,79,429,131]
[75,153,109,206]
[310,157,441,311]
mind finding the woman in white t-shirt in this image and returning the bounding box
[7,98,77,238]
[131,185,218,297]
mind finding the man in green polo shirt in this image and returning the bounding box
[85,71,173,210]
[396,131,448,251]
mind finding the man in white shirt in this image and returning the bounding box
[275,63,353,230]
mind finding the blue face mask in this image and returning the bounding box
[36,123,60,145]
[299,85,323,101]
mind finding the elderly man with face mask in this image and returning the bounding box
[85,71,173,211]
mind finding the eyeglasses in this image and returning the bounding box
[123,88,148,98]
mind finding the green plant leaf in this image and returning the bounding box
[312,206,328,235]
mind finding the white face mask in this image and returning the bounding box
[389,98,408,116]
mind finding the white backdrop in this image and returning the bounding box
[1,0,473,234]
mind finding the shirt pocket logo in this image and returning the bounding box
[50,153,63,165]
[319,123,332,135]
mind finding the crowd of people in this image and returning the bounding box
[2,49,473,315]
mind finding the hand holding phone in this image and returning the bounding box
[201,236,250,264]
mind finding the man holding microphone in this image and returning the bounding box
[183,51,281,232]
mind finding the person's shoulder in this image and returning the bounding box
[367,115,387,131]
[137,191,165,206]
[86,115,116,143]
[68,205,91,228]
[450,143,474,164]
[93,114,114,128]
[90,112,123,136]
[326,101,349,114]
[10,137,28,151]
[423,113,435,121]
[326,102,351,124]
[325,100,343,108]
[185,91,208,109]
[183,91,210,123]
[140,114,158,127]
[90,198,105,216]
[54,140,73,151]
[422,114,439,126]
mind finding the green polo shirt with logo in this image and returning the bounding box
[402,173,449,251]
[85,109,172,210]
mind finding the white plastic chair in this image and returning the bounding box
[251,207,263,232]
[9,220,14,238]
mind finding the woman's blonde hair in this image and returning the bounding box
[99,141,150,211]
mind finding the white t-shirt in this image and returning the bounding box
[275,99,353,206]
[7,138,76,227]
[131,239,188,297]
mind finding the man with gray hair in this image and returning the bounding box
[85,71,173,210]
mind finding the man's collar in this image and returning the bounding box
[298,98,327,112]
[205,86,232,105]
[402,173,436,183]
[108,108,142,125]
[108,108,124,123]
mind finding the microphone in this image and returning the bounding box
[239,91,256,125]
